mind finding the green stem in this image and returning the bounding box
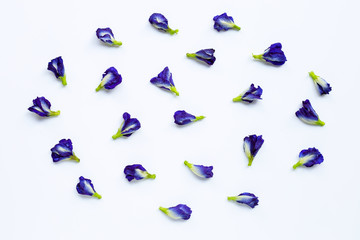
[232,95,243,102]
[112,129,123,139]
[184,160,192,168]
[252,54,263,60]
[316,119,325,126]
[194,116,205,122]
[248,156,254,166]
[49,110,60,116]
[112,40,122,46]
[309,71,318,80]
[95,84,102,92]
[70,154,80,162]
[167,28,179,35]
[186,53,196,58]
[147,174,156,179]
[159,207,168,214]
[93,192,102,199]
[227,196,237,201]
[170,86,179,96]
[59,75,67,86]
[233,25,241,31]
[293,162,302,169]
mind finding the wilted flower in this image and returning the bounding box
[243,134,264,166]
[96,27,122,46]
[174,110,205,125]
[309,71,332,95]
[51,139,79,162]
[124,164,156,182]
[295,99,325,126]
[149,13,178,35]
[213,13,240,31]
[150,66,179,96]
[184,160,213,178]
[227,192,259,208]
[159,204,192,220]
[233,84,263,103]
[28,96,60,117]
[76,176,101,199]
[293,147,324,169]
[48,56,66,85]
[112,112,141,139]
[186,49,216,65]
[253,43,287,65]
[95,67,122,92]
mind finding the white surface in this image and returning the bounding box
[1,0,360,239]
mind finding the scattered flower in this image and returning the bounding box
[48,56,66,85]
[295,99,325,126]
[51,139,79,162]
[174,110,205,125]
[213,13,240,31]
[233,84,263,103]
[149,13,178,35]
[184,160,213,178]
[159,204,192,220]
[186,49,216,65]
[112,112,141,139]
[227,192,259,208]
[253,43,287,65]
[28,96,60,117]
[95,67,122,92]
[309,71,332,95]
[124,164,156,182]
[96,27,122,46]
[243,134,264,166]
[150,66,179,96]
[76,176,102,199]
[293,147,324,169]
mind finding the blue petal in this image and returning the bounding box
[124,164,147,181]
[213,13,236,31]
[121,112,141,137]
[195,49,216,65]
[50,139,76,162]
[244,134,264,157]
[236,192,259,208]
[150,77,171,91]
[164,204,192,220]
[262,43,287,65]
[295,99,324,125]
[47,56,65,78]
[241,84,263,103]
[102,67,122,89]
[96,27,115,44]
[150,67,176,94]
[149,13,169,31]
[299,147,324,167]
[185,161,213,178]
[174,110,196,125]
[158,66,175,87]
[76,176,96,196]
[28,96,51,117]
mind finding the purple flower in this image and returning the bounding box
[159,204,192,220]
[253,43,287,66]
[76,176,101,199]
[112,112,141,139]
[228,192,259,208]
[150,66,179,96]
[51,139,79,162]
[149,13,178,35]
[95,67,122,92]
[28,96,60,117]
[293,147,324,169]
[47,56,66,85]
[124,164,156,182]
[96,27,122,46]
[174,110,205,125]
[243,134,264,166]
[213,13,240,31]
[233,84,263,103]
[295,99,325,126]
[309,71,332,95]
[184,161,213,178]
[186,49,216,65]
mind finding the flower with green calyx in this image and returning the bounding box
[309,71,332,95]
[227,192,259,208]
[112,112,141,139]
[159,204,192,220]
[150,66,179,96]
[28,96,60,117]
[233,84,263,103]
[293,147,324,169]
[213,13,241,31]
[76,176,102,199]
[149,13,178,35]
[186,49,216,65]
[174,110,205,125]
[47,56,66,86]
[243,134,264,166]
[96,28,122,46]
[184,160,213,178]
[295,99,325,126]
[252,43,287,66]
[124,164,156,182]
[95,67,122,92]
[51,139,80,163]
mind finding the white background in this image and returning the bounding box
[1,0,360,239]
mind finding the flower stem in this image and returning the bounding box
[112,130,123,139]
[186,53,196,58]
[95,84,102,92]
[59,75,67,86]
[184,160,192,168]
[70,154,80,162]
[112,40,122,46]
[309,71,318,80]
[170,86,179,96]
[167,28,179,35]
[232,95,243,102]
[248,156,254,166]
[233,25,241,31]
[194,116,205,122]
[147,174,156,179]
[49,110,60,116]
[252,54,263,60]
[227,196,237,201]
[93,192,102,199]
[293,162,302,169]
[159,207,168,214]
[316,119,325,126]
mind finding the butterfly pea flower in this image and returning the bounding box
[76,176,102,199]
[295,99,325,126]
[47,56,66,85]
[28,96,60,117]
[233,84,263,103]
[184,160,213,178]
[174,110,205,125]
[243,134,264,166]
[112,112,141,139]
[309,71,332,95]
[293,147,324,169]
[150,66,179,96]
[51,139,79,162]
[149,13,178,35]
[159,204,192,220]
[227,192,259,208]
[96,27,122,46]
[124,164,156,182]
[253,43,287,66]
[186,49,216,66]
[213,13,241,31]
[95,67,122,92]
